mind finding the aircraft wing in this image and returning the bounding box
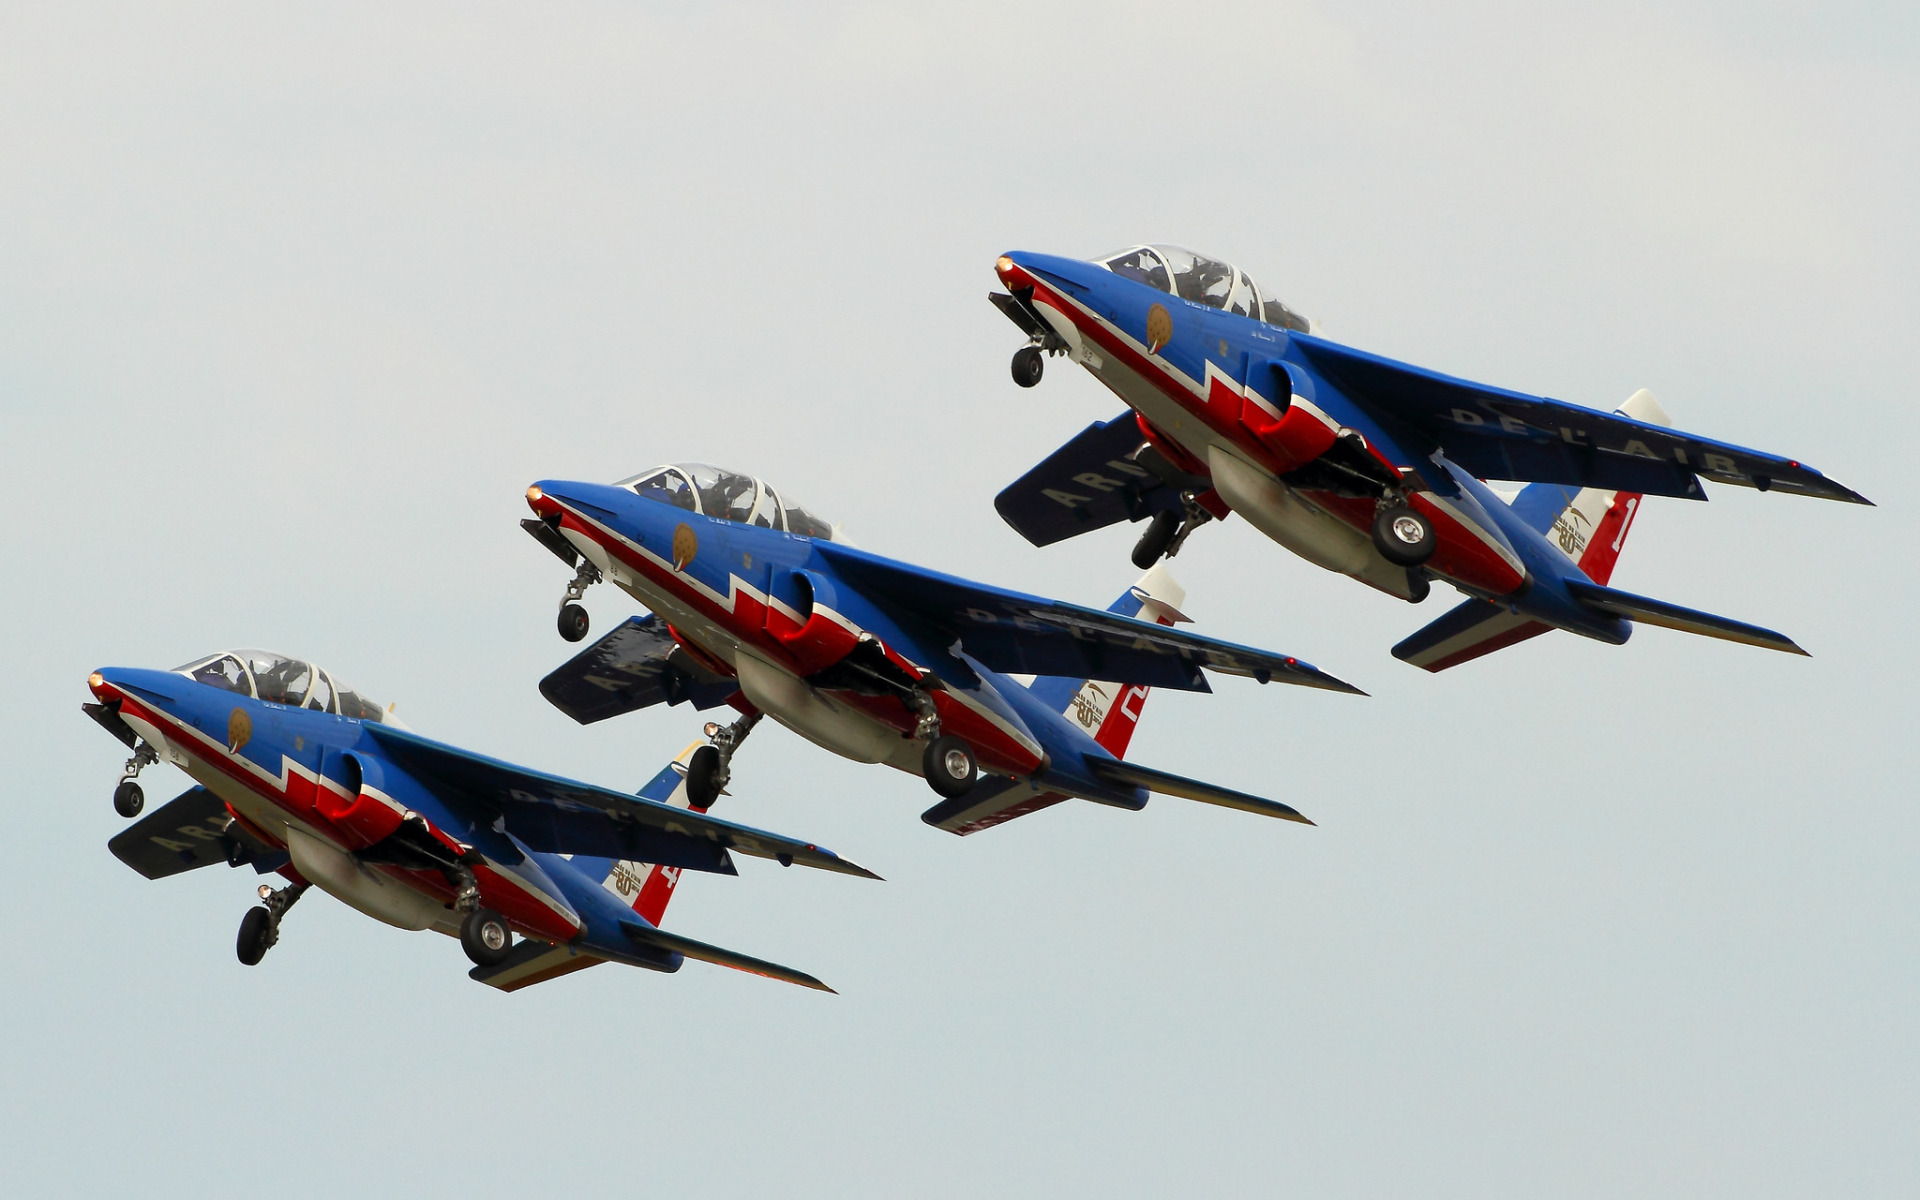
[362,724,880,880]
[812,542,1362,695]
[540,615,739,725]
[625,924,834,992]
[108,785,280,879]
[1292,335,1871,504]
[994,412,1197,547]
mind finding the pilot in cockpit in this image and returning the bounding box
[617,463,839,541]
[174,650,395,723]
[1096,244,1314,334]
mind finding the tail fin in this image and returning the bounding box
[922,564,1187,835]
[1394,389,1662,672]
[469,742,712,992]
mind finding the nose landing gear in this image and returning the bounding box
[1012,344,1045,388]
[112,743,159,817]
[237,880,307,966]
[556,559,602,643]
[686,712,761,809]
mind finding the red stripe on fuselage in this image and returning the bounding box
[98,685,581,944]
[562,513,1046,777]
[1004,266,1526,597]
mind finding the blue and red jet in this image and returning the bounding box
[85,652,875,989]
[522,463,1362,835]
[990,245,1870,671]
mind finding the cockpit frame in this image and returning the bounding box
[615,463,838,541]
[1096,244,1312,334]
[173,650,390,722]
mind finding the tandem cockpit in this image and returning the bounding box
[1096,244,1313,334]
[616,463,840,541]
[173,650,395,723]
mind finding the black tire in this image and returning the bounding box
[1131,510,1180,570]
[113,780,144,818]
[1372,505,1436,567]
[236,907,273,966]
[461,908,514,967]
[922,734,978,798]
[1011,345,1044,388]
[558,603,590,643]
[684,745,722,810]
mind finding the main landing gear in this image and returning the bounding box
[1371,501,1436,567]
[112,743,159,818]
[556,558,602,643]
[686,712,761,809]
[237,880,307,966]
[1131,492,1215,570]
[908,689,977,798]
[444,861,514,967]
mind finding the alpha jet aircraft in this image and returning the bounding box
[85,650,876,990]
[990,245,1871,670]
[520,463,1361,831]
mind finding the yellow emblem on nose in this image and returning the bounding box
[672,523,699,571]
[1146,303,1172,354]
[227,708,252,754]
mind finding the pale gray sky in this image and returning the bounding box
[3,3,1914,1196]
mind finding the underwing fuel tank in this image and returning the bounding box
[1206,446,1421,600]
[731,651,898,763]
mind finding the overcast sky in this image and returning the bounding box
[3,2,1915,1196]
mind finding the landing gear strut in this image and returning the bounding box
[906,686,977,798]
[686,712,761,809]
[237,880,307,965]
[113,743,159,818]
[1131,491,1214,570]
[439,859,514,967]
[556,559,601,643]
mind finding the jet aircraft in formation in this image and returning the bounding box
[84,239,1867,991]
[990,245,1869,670]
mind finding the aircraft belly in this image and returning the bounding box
[286,827,444,931]
[1089,357,1239,463]
[733,651,897,763]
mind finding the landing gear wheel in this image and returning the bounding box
[1372,505,1436,567]
[461,908,514,967]
[236,906,273,966]
[1011,345,1045,388]
[113,780,144,818]
[1131,510,1181,570]
[685,745,723,809]
[922,735,978,798]
[558,603,590,643]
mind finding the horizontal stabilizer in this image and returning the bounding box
[626,923,834,993]
[1392,597,1553,673]
[468,938,608,992]
[1086,758,1311,825]
[1567,580,1807,655]
[994,411,1195,547]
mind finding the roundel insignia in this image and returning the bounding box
[1146,303,1172,354]
[227,707,252,754]
[672,523,699,571]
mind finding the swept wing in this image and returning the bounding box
[1292,335,1870,504]
[363,724,879,880]
[812,541,1361,695]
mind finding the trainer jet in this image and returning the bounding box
[990,245,1871,670]
[520,463,1361,832]
[85,650,875,990]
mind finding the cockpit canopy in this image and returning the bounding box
[1096,244,1312,333]
[615,463,838,540]
[173,650,389,722]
